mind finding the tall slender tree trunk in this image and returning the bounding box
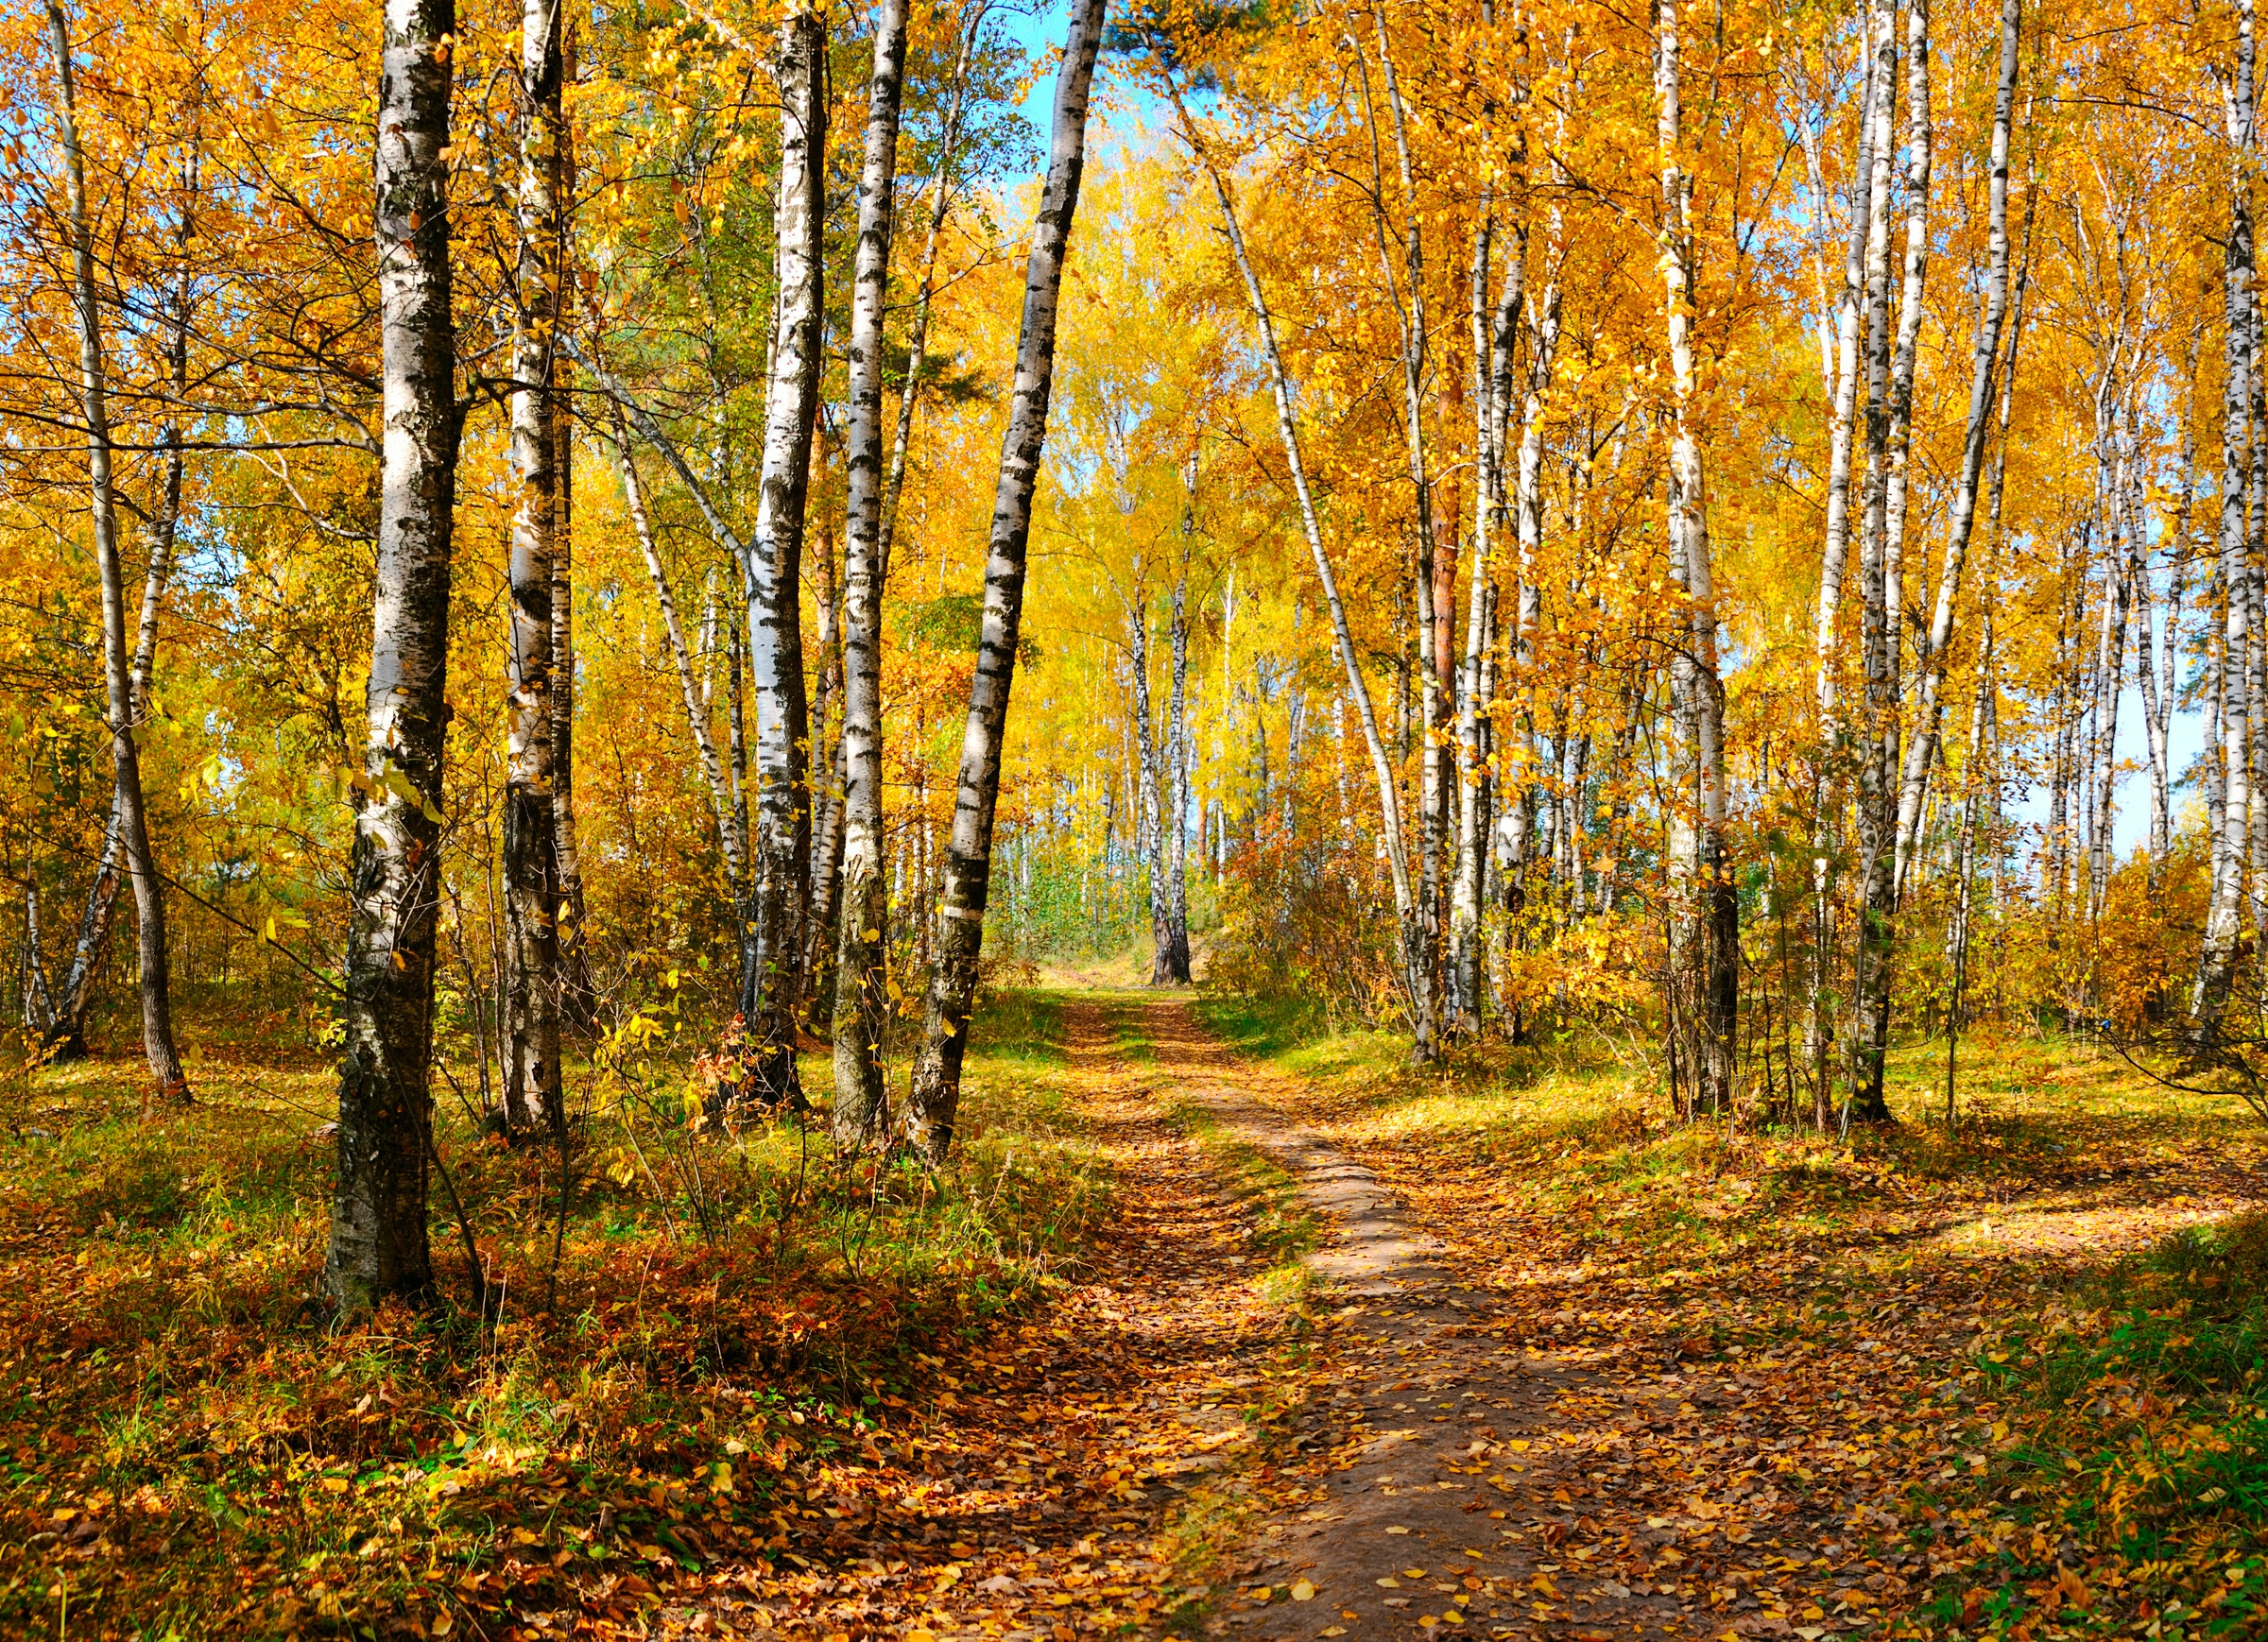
[735,9,826,1111]
[502,0,564,1137]
[901,0,1103,1163]
[876,2,982,585]
[1847,0,1901,1122]
[1807,9,1888,1110]
[1892,0,2009,901]
[42,144,198,1069]
[329,0,459,1309]
[1164,496,1193,983]
[1132,592,1178,983]
[1656,0,1734,1116]
[803,471,847,1027]
[831,0,910,1147]
[1172,78,1425,1052]
[611,405,742,883]
[46,2,190,1106]
[552,81,589,1031]
[1361,3,1442,1061]
[1450,207,1514,1035]
[2197,0,2256,1028]
[2088,517,2132,918]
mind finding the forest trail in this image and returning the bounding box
[1126,997,1692,1642]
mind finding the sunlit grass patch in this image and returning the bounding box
[0,990,1111,1637]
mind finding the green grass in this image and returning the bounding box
[0,992,1114,1638]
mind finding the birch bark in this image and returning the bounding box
[502,0,564,1137]
[1891,0,2014,897]
[329,0,459,1308]
[41,146,198,1068]
[737,9,826,1111]
[1163,502,1193,983]
[1449,208,1512,1035]
[1847,0,1900,1121]
[1171,83,1425,1054]
[1363,4,1442,1060]
[902,0,1104,1162]
[2196,0,2256,1027]
[610,406,741,881]
[830,0,910,1146]
[46,2,190,1105]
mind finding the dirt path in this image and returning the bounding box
[652,995,1316,1641]
[662,993,1856,1642]
[1128,997,1699,1642]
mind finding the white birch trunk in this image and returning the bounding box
[902,0,1105,1161]
[329,0,459,1308]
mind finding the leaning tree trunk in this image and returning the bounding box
[46,2,189,1107]
[1171,76,1424,1043]
[736,8,826,1111]
[1367,1,1442,1063]
[875,2,980,584]
[832,0,910,1149]
[41,145,198,1069]
[329,0,460,1311]
[2197,0,2257,1030]
[610,404,743,882]
[1655,0,1735,1117]
[501,0,564,1138]
[1891,0,2017,901]
[901,0,1105,1163]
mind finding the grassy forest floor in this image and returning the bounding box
[3,989,2266,1641]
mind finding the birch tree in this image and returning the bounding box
[1655,0,1735,1113]
[737,8,825,1110]
[328,0,460,1310]
[501,0,564,1137]
[44,1,189,1106]
[832,0,910,1149]
[2195,0,2255,1030]
[901,0,1105,1162]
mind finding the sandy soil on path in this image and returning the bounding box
[1129,998,1701,1642]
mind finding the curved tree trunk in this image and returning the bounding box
[1170,80,1425,1052]
[1890,0,2019,902]
[329,0,459,1311]
[901,0,1105,1163]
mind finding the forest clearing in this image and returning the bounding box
[11,0,2268,1631]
